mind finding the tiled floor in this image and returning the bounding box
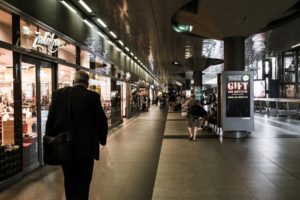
[1,106,300,199]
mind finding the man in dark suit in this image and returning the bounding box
[45,70,108,200]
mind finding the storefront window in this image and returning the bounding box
[58,65,76,88]
[80,50,92,68]
[283,52,296,82]
[94,56,111,76]
[89,75,111,126]
[284,84,296,98]
[21,62,38,169]
[58,41,76,64]
[111,80,121,126]
[0,9,12,44]
[0,48,20,181]
[130,85,140,114]
[20,19,37,50]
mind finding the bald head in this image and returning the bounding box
[74,70,89,87]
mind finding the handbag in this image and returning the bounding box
[181,108,188,116]
[43,87,73,165]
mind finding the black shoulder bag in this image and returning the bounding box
[43,87,73,165]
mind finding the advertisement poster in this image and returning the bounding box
[253,80,266,98]
[194,86,203,101]
[225,74,250,117]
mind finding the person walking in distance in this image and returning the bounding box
[185,94,207,141]
[45,70,108,200]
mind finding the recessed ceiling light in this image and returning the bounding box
[97,18,107,28]
[60,0,77,13]
[78,0,92,13]
[109,31,117,38]
[108,40,114,46]
[292,43,300,49]
[118,40,124,46]
[97,32,105,38]
[83,19,93,28]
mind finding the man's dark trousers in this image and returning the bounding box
[62,156,94,200]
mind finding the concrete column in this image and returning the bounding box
[185,79,191,90]
[224,37,245,71]
[193,70,202,87]
[223,36,248,138]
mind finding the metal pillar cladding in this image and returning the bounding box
[224,37,245,71]
[222,36,249,138]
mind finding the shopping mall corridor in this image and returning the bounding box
[2,105,300,199]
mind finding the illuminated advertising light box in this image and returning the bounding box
[225,74,250,117]
[221,71,254,132]
[253,80,266,98]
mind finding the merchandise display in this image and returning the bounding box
[0,144,21,182]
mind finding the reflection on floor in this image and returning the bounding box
[1,106,300,200]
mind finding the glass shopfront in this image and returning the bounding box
[89,75,112,126]
[0,9,12,44]
[0,48,21,182]
[58,65,76,88]
[0,5,126,186]
[282,51,299,98]
[21,56,55,171]
[130,85,140,116]
[111,79,121,126]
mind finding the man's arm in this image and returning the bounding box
[45,91,57,136]
[94,93,108,146]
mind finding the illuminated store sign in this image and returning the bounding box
[32,32,66,53]
[225,74,250,117]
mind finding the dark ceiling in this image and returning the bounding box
[69,0,300,87]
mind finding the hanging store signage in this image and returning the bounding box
[225,74,250,117]
[32,32,66,53]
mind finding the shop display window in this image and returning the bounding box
[89,75,111,126]
[58,65,76,88]
[130,85,140,113]
[20,19,37,50]
[95,58,111,75]
[0,9,12,44]
[284,84,296,98]
[21,62,38,169]
[283,53,296,82]
[80,50,92,68]
[0,48,21,181]
[40,67,52,141]
[110,80,121,126]
[58,40,76,64]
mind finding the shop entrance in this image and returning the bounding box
[21,55,55,171]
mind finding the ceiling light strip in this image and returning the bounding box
[109,31,117,38]
[60,0,77,13]
[97,32,105,38]
[97,18,107,28]
[83,19,93,28]
[78,0,92,13]
[292,43,300,49]
[108,40,114,46]
[118,40,124,46]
